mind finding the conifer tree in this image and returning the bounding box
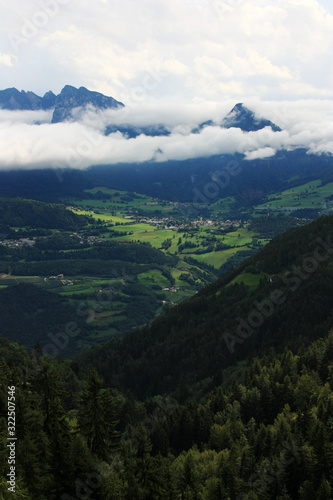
[79,369,119,460]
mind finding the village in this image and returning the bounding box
[0,237,36,248]
[70,204,244,232]
[105,213,244,233]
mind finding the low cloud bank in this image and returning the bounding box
[0,99,333,171]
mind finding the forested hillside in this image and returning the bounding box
[0,198,91,230]
[1,330,333,498]
[75,214,333,400]
[1,149,333,206]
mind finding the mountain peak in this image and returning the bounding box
[223,103,281,132]
[0,85,124,122]
[51,85,124,123]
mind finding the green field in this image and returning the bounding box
[81,187,178,216]
[0,276,44,286]
[70,193,267,270]
[255,180,333,213]
[137,270,169,288]
[229,272,266,289]
[209,196,237,215]
[58,278,124,296]
[73,209,129,224]
[187,247,251,268]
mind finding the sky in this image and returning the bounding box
[0,0,333,170]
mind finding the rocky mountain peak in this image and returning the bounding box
[223,102,281,132]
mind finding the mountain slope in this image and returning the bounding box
[75,214,333,400]
[0,149,332,208]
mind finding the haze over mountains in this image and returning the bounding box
[1,85,333,172]
[0,85,278,132]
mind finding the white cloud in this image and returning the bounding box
[0,109,52,124]
[0,51,15,66]
[0,99,333,170]
[245,147,277,160]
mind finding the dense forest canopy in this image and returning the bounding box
[1,328,333,498]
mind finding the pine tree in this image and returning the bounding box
[79,369,119,460]
[32,359,73,498]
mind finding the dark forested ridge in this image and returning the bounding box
[0,198,90,230]
[1,149,333,205]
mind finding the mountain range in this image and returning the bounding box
[0,85,280,133]
[0,85,124,123]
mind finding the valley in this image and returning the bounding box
[1,177,323,355]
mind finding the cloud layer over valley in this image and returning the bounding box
[0,99,333,171]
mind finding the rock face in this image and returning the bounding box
[0,85,124,122]
[51,85,124,123]
[41,91,57,110]
[0,88,54,111]
[222,103,281,132]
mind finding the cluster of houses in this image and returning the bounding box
[48,274,74,286]
[127,215,244,232]
[163,286,181,293]
[70,232,104,244]
[0,233,105,248]
[0,238,36,248]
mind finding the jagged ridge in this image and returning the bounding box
[0,85,124,123]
